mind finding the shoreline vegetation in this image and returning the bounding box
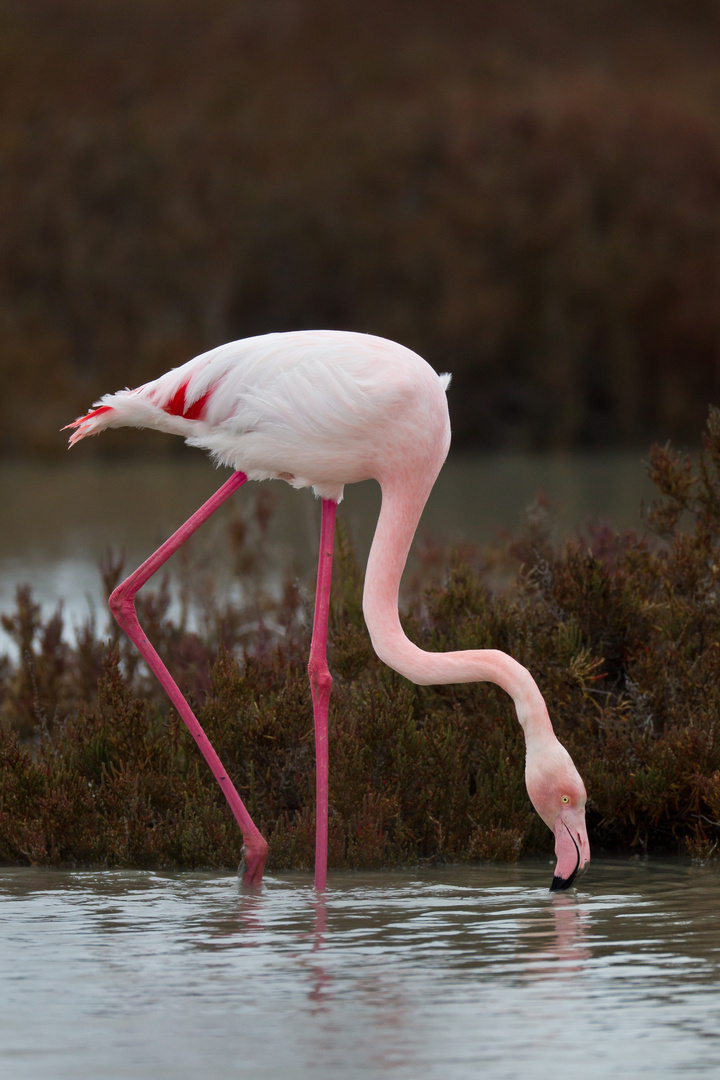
[3,413,720,871]
[4,0,720,456]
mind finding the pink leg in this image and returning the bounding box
[108,470,268,885]
[308,498,337,892]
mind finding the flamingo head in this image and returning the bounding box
[525,739,590,891]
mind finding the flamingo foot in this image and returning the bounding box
[238,838,269,887]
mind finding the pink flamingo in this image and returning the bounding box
[65,330,589,891]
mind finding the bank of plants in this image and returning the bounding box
[5,0,720,454]
[4,412,720,870]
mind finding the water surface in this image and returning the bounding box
[0,453,654,651]
[1,859,718,1079]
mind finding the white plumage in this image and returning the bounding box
[68,330,452,502]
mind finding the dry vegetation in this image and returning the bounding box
[2,0,720,454]
[4,411,720,870]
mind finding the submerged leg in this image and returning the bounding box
[308,498,337,892]
[108,470,268,885]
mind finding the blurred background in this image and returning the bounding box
[2,0,720,456]
[1,0,720,636]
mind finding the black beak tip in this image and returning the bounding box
[549,871,577,892]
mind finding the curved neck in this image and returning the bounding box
[362,478,555,745]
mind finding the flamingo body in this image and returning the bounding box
[66,329,590,890]
[68,330,452,504]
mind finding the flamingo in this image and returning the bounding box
[64,330,590,891]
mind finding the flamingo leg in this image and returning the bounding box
[108,470,268,885]
[308,498,337,892]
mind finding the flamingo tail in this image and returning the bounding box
[63,405,118,446]
[63,379,207,446]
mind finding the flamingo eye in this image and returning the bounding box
[561,795,570,804]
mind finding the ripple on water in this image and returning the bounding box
[1,859,719,1080]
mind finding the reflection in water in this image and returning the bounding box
[1,860,718,1079]
[306,896,331,1010]
[519,894,592,981]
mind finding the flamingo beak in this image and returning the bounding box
[550,808,590,891]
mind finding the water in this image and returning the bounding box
[0,452,655,651]
[1,859,718,1079]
